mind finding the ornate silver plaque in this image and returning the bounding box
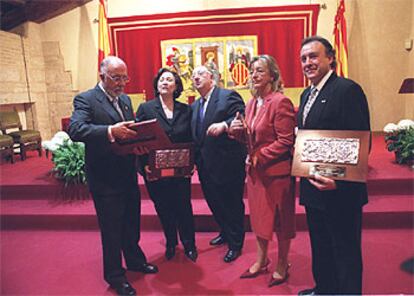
[154,148,190,169]
[148,143,194,179]
[301,137,360,164]
[291,130,370,182]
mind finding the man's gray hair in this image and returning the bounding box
[192,65,218,86]
[100,56,126,74]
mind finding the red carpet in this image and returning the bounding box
[1,230,413,295]
[0,134,413,295]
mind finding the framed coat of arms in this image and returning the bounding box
[161,36,257,103]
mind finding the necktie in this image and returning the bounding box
[196,97,206,139]
[113,97,125,121]
[302,87,318,125]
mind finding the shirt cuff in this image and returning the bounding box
[107,126,116,143]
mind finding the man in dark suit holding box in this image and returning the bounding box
[297,36,371,295]
[69,56,157,296]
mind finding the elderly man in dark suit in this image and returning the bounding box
[297,36,371,295]
[69,56,158,296]
[191,65,247,263]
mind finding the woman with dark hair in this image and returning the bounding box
[229,55,296,287]
[136,68,197,262]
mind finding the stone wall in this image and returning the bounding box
[43,41,76,134]
[0,24,75,139]
[0,31,29,105]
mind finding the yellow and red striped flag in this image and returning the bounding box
[98,0,113,67]
[333,0,348,77]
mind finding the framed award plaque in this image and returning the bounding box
[148,143,195,179]
[112,119,172,155]
[291,130,371,182]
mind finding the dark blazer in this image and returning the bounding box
[136,97,192,144]
[135,97,192,170]
[69,85,137,195]
[191,87,247,184]
[297,73,371,210]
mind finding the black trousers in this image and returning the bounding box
[145,177,196,250]
[93,188,146,286]
[305,205,363,295]
[198,169,246,251]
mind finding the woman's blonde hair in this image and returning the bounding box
[249,55,284,95]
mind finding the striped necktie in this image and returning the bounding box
[302,87,318,125]
[113,97,125,121]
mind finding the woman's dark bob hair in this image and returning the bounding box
[153,67,184,99]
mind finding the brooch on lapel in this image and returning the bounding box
[321,99,327,103]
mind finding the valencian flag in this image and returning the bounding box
[333,0,348,77]
[98,0,113,67]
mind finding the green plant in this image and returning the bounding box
[52,139,87,186]
[384,125,414,165]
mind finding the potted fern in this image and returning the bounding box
[51,138,89,199]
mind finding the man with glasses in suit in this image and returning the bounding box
[69,56,158,296]
[191,65,247,263]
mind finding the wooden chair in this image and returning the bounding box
[0,133,14,163]
[0,110,42,160]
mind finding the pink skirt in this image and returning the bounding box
[247,170,296,241]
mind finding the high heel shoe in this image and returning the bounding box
[240,259,270,279]
[268,263,291,287]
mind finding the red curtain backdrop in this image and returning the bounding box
[108,5,319,99]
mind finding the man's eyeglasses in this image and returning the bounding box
[192,69,211,79]
[105,73,130,83]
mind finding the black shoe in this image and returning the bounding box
[165,246,176,260]
[223,249,241,263]
[298,288,317,295]
[210,234,226,246]
[185,248,198,262]
[128,262,158,274]
[111,281,136,296]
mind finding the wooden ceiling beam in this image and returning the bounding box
[1,6,26,30]
[1,0,26,6]
[0,0,92,31]
[25,0,92,23]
